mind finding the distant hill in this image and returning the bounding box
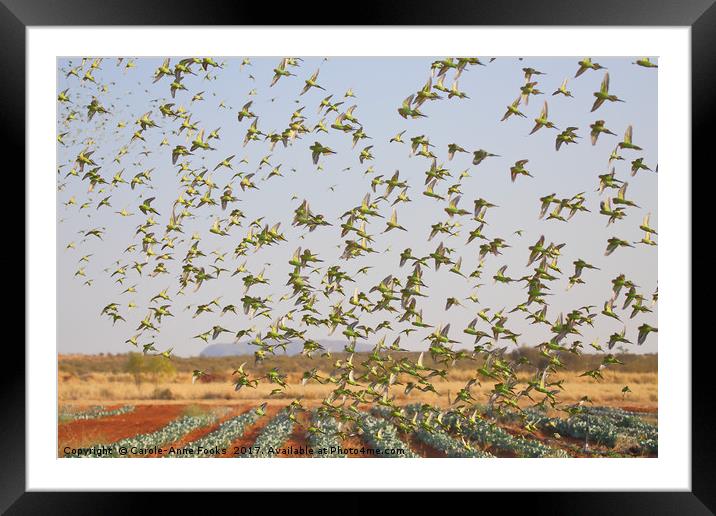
[58,349,657,375]
[199,340,372,357]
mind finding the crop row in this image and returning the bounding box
[174,408,262,458]
[414,425,495,458]
[522,406,657,454]
[535,413,619,448]
[76,412,218,457]
[240,410,294,458]
[585,406,652,418]
[585,407,657,454]
[307,411,346,458]
[357,413,420,458]
[440,411,569,458]
[371,406,493,458]
[59,404,135,422]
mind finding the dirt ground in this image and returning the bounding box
[58,404,184,454]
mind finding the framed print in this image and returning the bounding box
[4,0,710,513]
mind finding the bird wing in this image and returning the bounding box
[624,125,633,144]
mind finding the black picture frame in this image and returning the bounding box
[4,1,708,513]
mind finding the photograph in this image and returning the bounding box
[4,4,704,507]
[56,55,659,460]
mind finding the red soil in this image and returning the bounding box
[399,432,446,458]
[58,404,184,454]
[621,405,658,414]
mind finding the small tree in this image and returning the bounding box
[145,356,177,386]
[124,353,145,391]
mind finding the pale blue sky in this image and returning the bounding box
[57,56,657,356]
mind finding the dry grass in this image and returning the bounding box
[58,352,657,409]
[59,369,657,409]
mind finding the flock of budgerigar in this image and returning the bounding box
[58,56,657,440]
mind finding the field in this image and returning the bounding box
[58,352,657,458]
